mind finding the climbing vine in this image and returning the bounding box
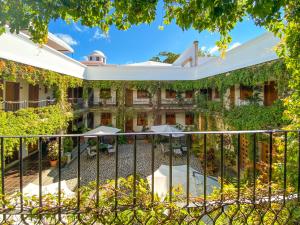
[84,60,288,94]
[0,59,83,102]
[0,105,73,157]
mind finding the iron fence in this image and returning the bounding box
[0,130,300,224]
[1,99,56,112]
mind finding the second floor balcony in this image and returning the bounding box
[1,99,56,112]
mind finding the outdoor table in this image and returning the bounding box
[91,143,111,151]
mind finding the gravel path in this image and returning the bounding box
[56,141,203,190]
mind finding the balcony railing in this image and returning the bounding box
[0,130,300,224]
[89,97,117,106]
[133,98,150,105]
[67,98,84,109]
[1,99,56,112]
[161,98,194,105]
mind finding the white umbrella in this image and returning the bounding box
[23,180,74,197]
[147,165,220,201]
[150,125,184,137]
[83,126,121,136]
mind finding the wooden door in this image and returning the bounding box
[87,112,94,129]
[264,81,278,106]
[229,86,235,107]
[101,113,112,126]
[125,89,133,106]
[5,82,20,111]
[0,79,3,101]
[154,114,162,125]
[29,84,39,107]
[125,119,133,132]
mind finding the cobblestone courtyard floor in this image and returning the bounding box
[5,141,203,192]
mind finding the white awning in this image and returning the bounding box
[150,125,184,137]
[84,126,121,136]
[147,165,219,200]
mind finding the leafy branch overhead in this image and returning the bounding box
[0,0,299,128]
[150,51,180,64]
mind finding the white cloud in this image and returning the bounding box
[73,23,83,32]
[227,42,241,51]
[208,46,219,54]
[200,46,206,51]
[54,33,78,46]
[92,28,110,40]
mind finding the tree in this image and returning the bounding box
[0,0,299,127]
[150,51,180,64]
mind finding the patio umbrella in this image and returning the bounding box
[150,125,184,137]
[147,165,220,200]
[83,126,121,136]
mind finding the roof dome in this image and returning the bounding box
[91,50,106,58]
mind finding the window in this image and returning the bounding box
[100,89,111,99]
[200,88,212,100]
[185,112,194,125]
[166,89,176,98]
[137,90,149,98]
[89,56,93,61]
[240,85,253,100]
[96,56,100,61]
[166,113,176,125]
[137,112,148,126]
[185,90,193,98]
[101,113,112,126]
[214,88,220,99]
[264,81,278,106]
[44,86,48,94]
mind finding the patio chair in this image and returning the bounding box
[107,145,116,154]
[173,148,183,157]
[87,147,97,159]
[181,146,188,154]
[160,143,170,156]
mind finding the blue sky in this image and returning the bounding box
[49,15,266,64]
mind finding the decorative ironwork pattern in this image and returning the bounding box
[0,130,300,224]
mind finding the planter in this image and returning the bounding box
[49,160,58,167]
[65,152,72,163]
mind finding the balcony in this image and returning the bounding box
[89,97,117,107]
[133,98,151,105]
[1,99,56,112]
[161,98,194,106]
[67,98,84,109]
[0,130,299,224]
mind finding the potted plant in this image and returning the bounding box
[63,137,73,163]
[61,155,68,168]
[48,140,59,167]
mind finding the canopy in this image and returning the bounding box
[84,126,121,136]
[150,125,184,137]
[147,165,219,200]
[23,180,74,197]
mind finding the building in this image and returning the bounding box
[0,29,283,164]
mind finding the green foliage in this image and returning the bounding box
[1,176,299,224]
[84,60,288,94]
[223,100,286,130]
[63,137,73,153]
[149,51,180,64]
[0,59,82,88]
[0,105,72,158]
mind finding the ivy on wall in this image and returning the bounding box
[84,60,288,94]
[0,59,83,102]
[0,105,72,157]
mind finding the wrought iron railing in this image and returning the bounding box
[0,130,300,224]
[1,99,56,112]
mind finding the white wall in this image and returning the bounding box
[0,30,86,79]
